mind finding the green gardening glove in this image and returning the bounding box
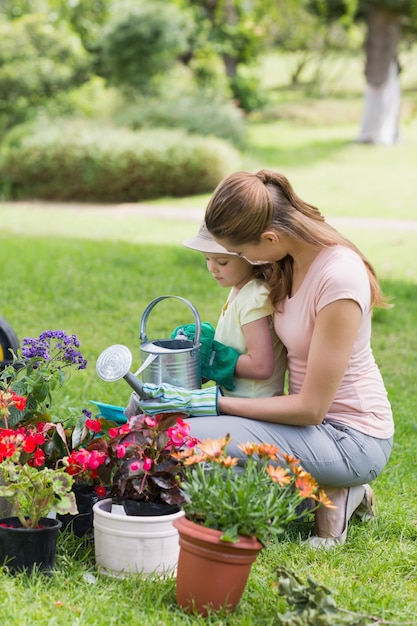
[171,323,240,391]
[171,322,215,342]
[132,383,219,417]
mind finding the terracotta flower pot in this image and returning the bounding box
[173,516,263,616]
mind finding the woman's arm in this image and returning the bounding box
[218,299,362,425]
[234,316,275,380]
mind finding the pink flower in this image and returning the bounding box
[143,457,152,471]
[167,419,191,446]
[116,444,126,459]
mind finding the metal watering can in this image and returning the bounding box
[138,295,202,389]
[96,296,202,396]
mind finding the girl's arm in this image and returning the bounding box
[218,298,362,426]
[234,316,276,379]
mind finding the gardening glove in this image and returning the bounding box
[171,322,215,343]
[171,323,240,391]
[125,392,144,419]
[130,383,219,417]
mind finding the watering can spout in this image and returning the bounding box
[96,344,151,399]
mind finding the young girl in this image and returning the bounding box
[178,220,286,398]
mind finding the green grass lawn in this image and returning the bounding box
[0,232,416,625]
[0,105,417,623]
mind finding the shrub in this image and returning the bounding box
[100,0,195,92]
[0,119,241,202]
[112,92,247,149]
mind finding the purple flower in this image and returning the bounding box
[21,330,87,370]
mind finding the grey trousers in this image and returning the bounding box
[185,415,393,488]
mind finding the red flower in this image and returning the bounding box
[28,448,45,467]
[22,435,37,454]
[94,485,107,498]
[85,418,101,433]
[11,392,26,411]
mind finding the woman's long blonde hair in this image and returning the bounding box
[205,169,389,309]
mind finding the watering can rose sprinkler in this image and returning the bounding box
[97,295,203,395]
[95,341,220,419]
[96,344,153,402]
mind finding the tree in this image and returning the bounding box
[310,0,417,145]
[356,3,402,145]
[180,0,280,108]
[99,0,195,93]
[0,13,91,131]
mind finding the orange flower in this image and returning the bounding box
[238,442,280,459]
[197,436,230,460]
[238,442,259,456]
[182,453,206,466]
[295,473,319,499]
[217,455,238,468]
[256,442,280,459]
[266,465,292,486]
[316,490,337,509]
[282,452,302,469]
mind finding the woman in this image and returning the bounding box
[135,169,394,548]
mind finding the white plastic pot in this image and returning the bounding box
[93,498,184,577]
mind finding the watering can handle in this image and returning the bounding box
[139,295,202,345]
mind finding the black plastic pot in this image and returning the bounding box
[0,517,62,574]
[58,484,109,538]
[121,500,180,517]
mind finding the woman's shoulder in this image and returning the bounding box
[312,246,371,310]
[312,244,366,271]
[319,244,362,263]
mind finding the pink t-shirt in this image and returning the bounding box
[274,245,393,438]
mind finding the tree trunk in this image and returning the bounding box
[356,5,401,146]
[222,0,238,78]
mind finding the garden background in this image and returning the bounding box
[0,1,417,624]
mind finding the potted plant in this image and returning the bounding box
[0,330,111,541]
[55,411,113,538]
[0,402,78,574]
[0,329,87,429]
[91,412,199,577]
[172,435,334,615]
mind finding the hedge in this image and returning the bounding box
[0,121,241,202]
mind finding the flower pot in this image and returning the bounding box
[93,498,184,577]
[57,484,108,539]
[173,516,263,616]
[0,516,62,575]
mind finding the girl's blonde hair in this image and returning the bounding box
[205,169,389,309]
